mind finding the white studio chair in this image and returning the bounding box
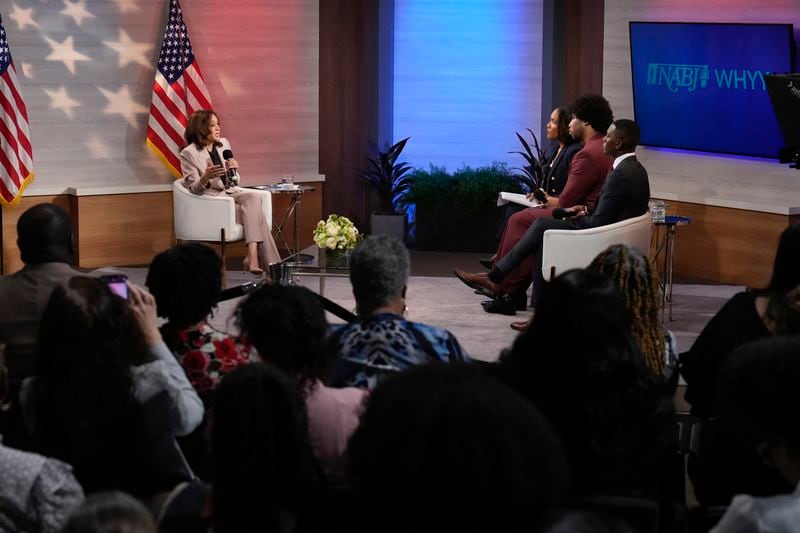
[172,180,273,285]
[541,212,652,281]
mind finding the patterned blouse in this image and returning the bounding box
[161,323,257,403]
[328,313,470,389]
[0,438,84,533]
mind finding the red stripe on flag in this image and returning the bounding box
[0,146,22,188]
[0,109,24,179]
[184,71,212,111]
[146,130,181,170]
[149,103,185,148]
[0,77,33,162]
[170,80,187,109]
[7,66,29,122]
[0,178,15,202]
[153,81,187,126]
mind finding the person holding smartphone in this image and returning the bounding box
[179,110,280,275]
[21,277,203,498]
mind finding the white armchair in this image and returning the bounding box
[172,180,272,283]
[541,212,652,280]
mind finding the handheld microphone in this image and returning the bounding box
[222,149,238,184]
[552,208,577,220]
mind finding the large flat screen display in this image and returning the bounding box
[629,22,794,158]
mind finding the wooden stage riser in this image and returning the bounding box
[1,184,324,273]
[4,191,792,286]
[652,199,799,288]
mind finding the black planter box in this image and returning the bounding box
[415,201,504,252]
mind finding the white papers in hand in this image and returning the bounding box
[496,192,544,209]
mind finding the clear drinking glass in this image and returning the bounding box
[649,200,666,223]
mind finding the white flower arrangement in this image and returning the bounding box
[313,214,360,250]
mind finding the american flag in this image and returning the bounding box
[0,13,33,207]
[146,0,212,178]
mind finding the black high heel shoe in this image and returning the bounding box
[481,294,517,316]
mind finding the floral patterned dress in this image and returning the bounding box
[161,322,257,404]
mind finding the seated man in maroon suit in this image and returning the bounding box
[455,94,614,315]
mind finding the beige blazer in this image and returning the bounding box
[179,137,238,196]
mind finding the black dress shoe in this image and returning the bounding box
[481,295,517,316]
[478,258,494,270]
[511,291,528,311]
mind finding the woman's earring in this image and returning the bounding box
[402,305,409,318]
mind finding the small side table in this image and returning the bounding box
[248,184,315,263]
[282,245,350,296]
[651,215,692,322]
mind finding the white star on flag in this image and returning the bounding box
[98,85,148,127]
[85,135,113,159]
[45,36,90,74]
[9,3,38,31]
[112,0,141,14]
[61,0,96,27]
[103,29,152,68]
[44,86,81,118]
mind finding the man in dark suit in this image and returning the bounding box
[0,204,80,385]
[456,119,650,330]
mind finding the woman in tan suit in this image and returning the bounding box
[179,110,280,274]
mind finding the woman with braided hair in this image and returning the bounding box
[589,244,677,383]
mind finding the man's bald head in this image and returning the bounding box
[17,204,75,264]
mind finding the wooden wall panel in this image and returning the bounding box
[564,0,605,104]
[655,199,797,288]
[75,192,174,269]
[319,0,379,230]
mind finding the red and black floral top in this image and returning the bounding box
[161,323,257,404]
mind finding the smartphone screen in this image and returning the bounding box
[101,275,129,300]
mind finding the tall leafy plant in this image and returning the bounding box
[508,128,548,192]
[361,137,413,215]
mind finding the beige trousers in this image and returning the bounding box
[233,191,281,265]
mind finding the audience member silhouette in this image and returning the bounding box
[347,363,570,533]
[211,363,321,533]
[589,244,677,380]
[775,285,800,336]
[236,283,367,480]
[499,269,674,498]
[328,235,469,389]
[147,243,255,404]
[710,337,800,531]
[0,344,84,532]
[21,277,202,498]
[0,203,80,385]
[681,223,800,418]
[62,491,155,533]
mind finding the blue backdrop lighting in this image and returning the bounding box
[393,0,543,171]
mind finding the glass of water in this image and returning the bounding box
[649,200,666,223]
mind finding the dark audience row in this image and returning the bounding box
[0,204,798,532]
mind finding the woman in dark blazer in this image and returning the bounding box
[482,107,581,313]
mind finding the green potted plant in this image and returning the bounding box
[407,163,522,252]
[509,128,548,191]
[360,137,413,241]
